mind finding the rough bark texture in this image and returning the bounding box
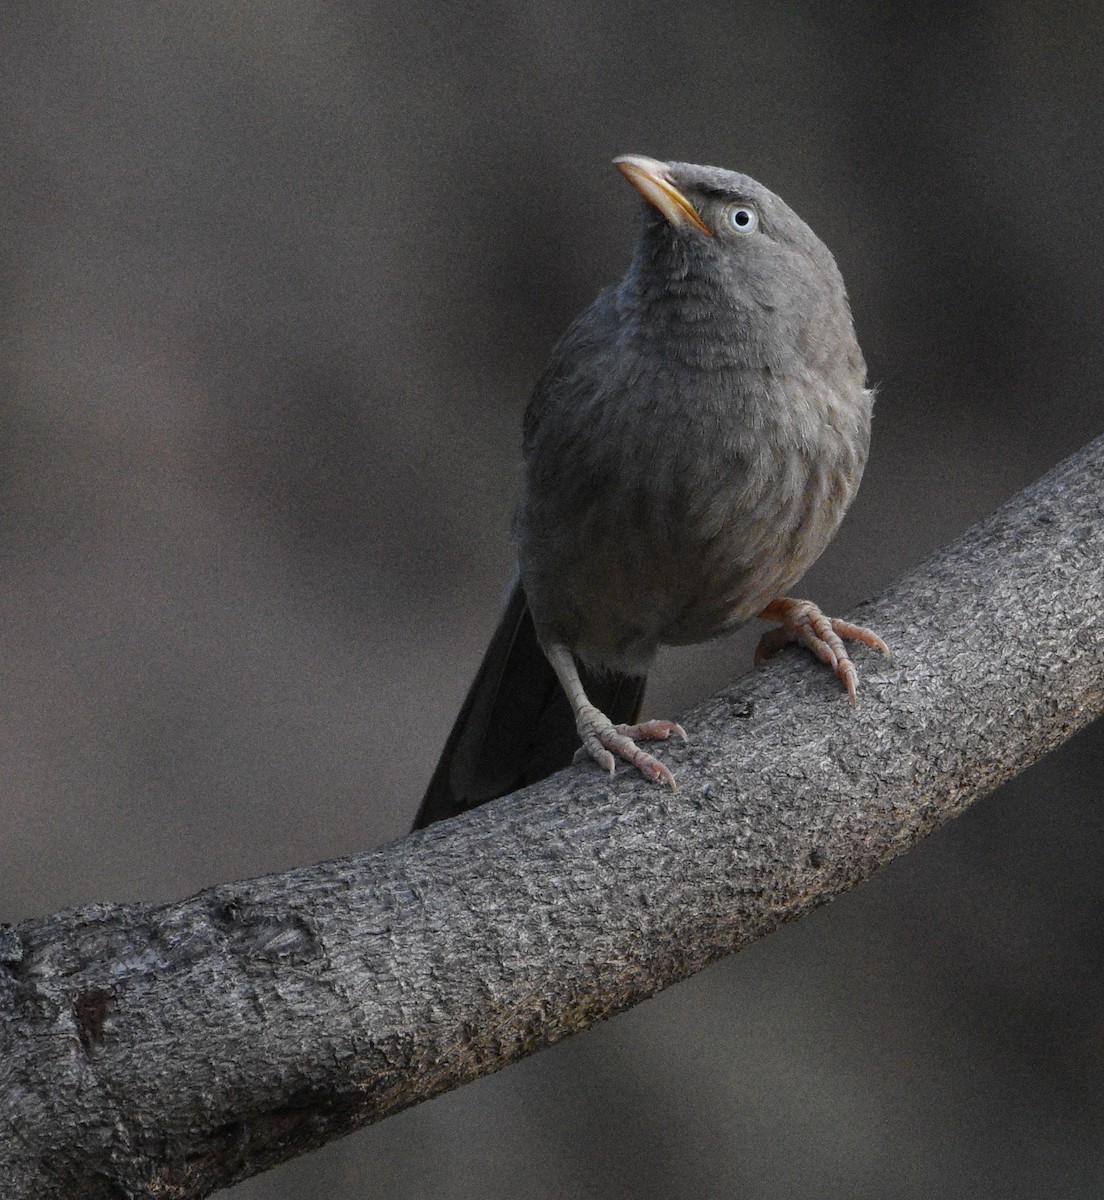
[2,436,1103,1199]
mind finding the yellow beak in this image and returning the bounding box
[613,155,712,237]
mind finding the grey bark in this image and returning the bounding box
[2,435,1103,1200]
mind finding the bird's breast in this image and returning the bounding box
[520,362,869,671]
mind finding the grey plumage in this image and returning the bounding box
[415,156,883,829]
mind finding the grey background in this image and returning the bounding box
[2,3,1103,1197]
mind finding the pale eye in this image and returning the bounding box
[727,205,758,234]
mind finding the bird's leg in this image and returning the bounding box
[544,643,686,789]
[755,597,889,704]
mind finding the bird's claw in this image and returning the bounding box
[756,598,889,704]
[573,719,683,789]
[615,718,688,743]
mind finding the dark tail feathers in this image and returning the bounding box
[413,578,644,830]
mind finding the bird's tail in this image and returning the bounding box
[412,577,645,830]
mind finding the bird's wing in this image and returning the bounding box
[522,285,622,453]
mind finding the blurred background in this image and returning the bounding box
[2,2,1103,1196]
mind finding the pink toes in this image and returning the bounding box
[756,598,889,703]
[577,718,684,789]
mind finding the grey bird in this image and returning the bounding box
[413,155,887,830]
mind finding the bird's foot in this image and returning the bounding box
[573,710,687,789]
[756,597,889,704]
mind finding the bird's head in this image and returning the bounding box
[612,157,844,324]
[613,154,857,370]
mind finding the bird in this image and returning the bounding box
[413,154,887,830]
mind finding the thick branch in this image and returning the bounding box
[3,436,1103,1199]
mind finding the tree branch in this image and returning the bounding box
[3,435,1103,1199]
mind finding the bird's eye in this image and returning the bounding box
[727,205,758,234]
